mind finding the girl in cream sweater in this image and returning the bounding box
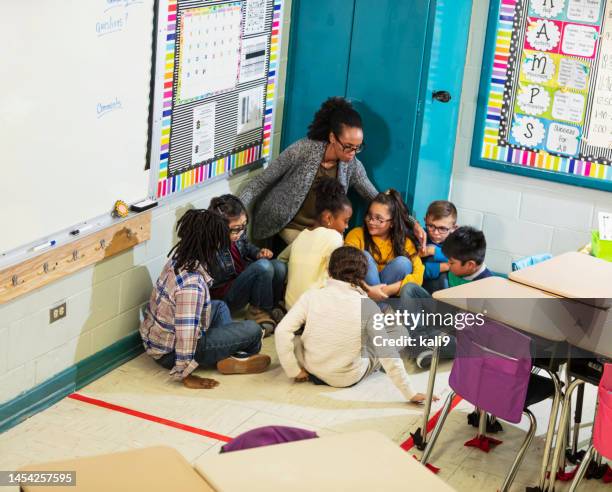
[275,246,429,403]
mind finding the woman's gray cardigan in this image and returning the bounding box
[239,138,378,240]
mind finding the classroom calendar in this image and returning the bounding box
[177,2,243,103]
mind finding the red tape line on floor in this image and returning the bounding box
[69,393,232,443]
[400,395,463,451]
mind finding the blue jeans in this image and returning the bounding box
[364,251,413,286]
[224,259,286,312]
[385,283,456,358]
[423,272,449,294]
[156,300,262,369]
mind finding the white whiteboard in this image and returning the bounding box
[0,0,154,255]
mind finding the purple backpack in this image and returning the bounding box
[449,319,533,423]
[221,426,318,453]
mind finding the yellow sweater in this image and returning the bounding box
[345,227,424,288]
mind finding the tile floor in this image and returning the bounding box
[0,338,608,491]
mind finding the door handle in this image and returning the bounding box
[432,91,451,103]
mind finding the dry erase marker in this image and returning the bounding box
[70,224,93,236]
[32,240,56,252]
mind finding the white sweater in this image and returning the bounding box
[275,279,416,401]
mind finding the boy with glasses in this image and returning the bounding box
[420,201,457,294]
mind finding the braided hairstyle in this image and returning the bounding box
[314,176,351,218]
[328,246,368,288]
[307,97,363,142]
[209,194,248,222]
[363,189,418,261]
[168,209,229,274]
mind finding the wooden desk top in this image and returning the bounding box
[508,252,612,308]
[433,277,567,342]
[194,431,456,492]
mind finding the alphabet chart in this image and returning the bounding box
[149,0,284,197]
[477,0,612,188]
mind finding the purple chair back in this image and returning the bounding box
[449,319,533,423]
[220,425,318,453]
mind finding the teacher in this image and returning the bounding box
[239,97,425,245]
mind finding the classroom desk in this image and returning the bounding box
[194,431,456,492]
[508,252,612,309]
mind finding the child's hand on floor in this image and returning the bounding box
[183,375,220,389]
[258,248,274,259]
[294,369,309,382]
[409,393,439,404]
[367,284,388,302]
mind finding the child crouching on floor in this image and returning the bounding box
[275,246,432,403]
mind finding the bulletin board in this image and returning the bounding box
[149,0,283,199]
[472,0,612,191]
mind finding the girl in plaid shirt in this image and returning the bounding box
[140,209,270,389]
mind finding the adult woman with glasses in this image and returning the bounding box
[239,97,425,246]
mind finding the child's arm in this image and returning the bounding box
[243,239,262,261]
[400,250,425,288]
[274,293,310,379]
[277,243,292,263]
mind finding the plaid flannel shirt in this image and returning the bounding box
[139,260,211,380]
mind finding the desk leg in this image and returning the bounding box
[415,345,440,450]
[546,379,584,492]
[570,384,584,459]
[537,370,562,491]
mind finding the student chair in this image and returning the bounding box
[420,319,557,492]
[511,253,552,272]
[568,363,612,491]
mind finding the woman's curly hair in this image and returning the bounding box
[307,97,362,142]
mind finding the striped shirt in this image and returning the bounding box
[139,259,212,380]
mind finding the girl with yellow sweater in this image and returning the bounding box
[345,189,426,302]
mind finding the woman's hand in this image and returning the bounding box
[295,368,309,382]
[367,284,389,302]
[257,248,274,259]
[183,375,220,389]
[413,221,427,254]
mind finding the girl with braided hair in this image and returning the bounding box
[274,246,429,403]
[208,194,286,335]
[140,209,271,389]
[278,176,352,309]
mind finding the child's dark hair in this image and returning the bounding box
[426,200,457,222]
[209,194,248,221]
[363,189,418,261]
[328,246,368,287]
[307,97,362,142]
[168,209,229,273]
[314,177,351,217]
[441,226,487,265]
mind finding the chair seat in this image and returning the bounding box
[524,373,557,408]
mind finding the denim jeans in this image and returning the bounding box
[156,300,263,369]
[224,259,286,312]
[364,251,413,286]
[385,283,456,359]
[423,272,449,294]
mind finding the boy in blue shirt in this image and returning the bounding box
[441,226,492,287]
[420,201,457,294]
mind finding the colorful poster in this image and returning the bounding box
[479,0,612,186]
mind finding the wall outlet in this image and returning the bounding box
[50,302,67,323]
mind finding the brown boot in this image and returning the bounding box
[246,305,276,337]
[216,353,271,374]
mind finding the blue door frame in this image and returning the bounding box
[282,0,472,220]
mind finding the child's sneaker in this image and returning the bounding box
[416,349,434,369]
[216,352,271,374]
[246,305,276,337]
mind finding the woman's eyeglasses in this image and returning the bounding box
[365,214,392,225]
[426,223,452,234]
[229,223,248,235]
[334,134,365,154]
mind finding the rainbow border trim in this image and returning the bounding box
[156,0,282,198]
[481,0,612,182]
